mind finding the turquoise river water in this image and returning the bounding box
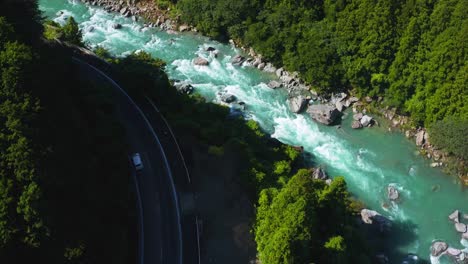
[39,1,467,263]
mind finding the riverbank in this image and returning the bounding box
[75,0,466,186]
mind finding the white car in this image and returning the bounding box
[132,153,144,172]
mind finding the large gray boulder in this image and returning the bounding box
[361,209,392,232]
[193,57,209,66]
[276,67,284,77]
[353,113,363,121]
[415,130,425,146]
[449,210,460,223]
[447,247,462,257]
[307,104,341,125]
[360,115,373,127]
[267,80,282,89]
[112,23,122,29]
[387,185,399,201]
[431,241,448,257]
[455,223,467,233]
[288,96,308,113]
[312,167,328,180]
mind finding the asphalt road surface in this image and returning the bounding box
[72,57,183,264]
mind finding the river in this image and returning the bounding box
[39,0,468,263]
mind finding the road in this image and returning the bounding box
[72,57,183,264]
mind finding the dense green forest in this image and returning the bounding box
[173,0,467,128]
[0,2,132,263]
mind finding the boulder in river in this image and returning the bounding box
[267,80,282,89]
[360,209,392,232]
[307,104,341,125]
[351,120,363,129]
[288,95,308,113]
[231,54,245,65]
[205,46,216,52]
[449,210,460,223]
[312,167,328,180]
[220,93,236,103]
[455,223,467,233]
[430,241,448,257]
[257,62,266,70]
[112,23,122,29]
[360,115,373,127]
[193,57,209,66]
[387,185,399,201]
[415,130,425,146]
[446,247,462,257]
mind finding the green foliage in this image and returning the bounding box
[61,17,82,46]
[429,118,468,160]
[325,235,346,251]
[255,170,367,263]
[175,0,467,132]
[0,10,131,264]
[43,20,62,40]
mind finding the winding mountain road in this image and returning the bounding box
[72,57,183,264]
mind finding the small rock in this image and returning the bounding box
[312,167,328,180]
[387,185,399,201]
[56,10,64,16]
[430,162,441,168]
[405,130,411,138]
[193,57,209,66]
[351,120,363,129]
[205,46,216,52]
[276,67,284,77]
[220,93,236,103]
[179,24,190,32]
[463,231,468,240]
[464,214,468,220]
[365,96,373,103]
[455,223,467,233]
[120,7,127,15]
[360,115,373,127]
[449,210,460,223]
[431,241,448,257]
[263,63,276,73]
[132,16,137,22]
[353,113,363,121]
[325,179,332,185]
[267,81,281,89]
[257,62,265,70]
[112,23,122,29]
[231,54,245,65]
[252,58,262,67]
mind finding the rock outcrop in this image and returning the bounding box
[312,167,328,180]
[415,130,425,146]
[307,104,341,125]
[431,241,448,257]
[174,82,194,94]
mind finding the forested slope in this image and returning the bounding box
[174,0,467,127]
[0,2,132,263]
